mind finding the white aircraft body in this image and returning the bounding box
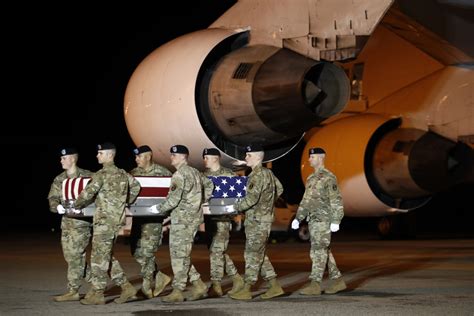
[123,0,473,234]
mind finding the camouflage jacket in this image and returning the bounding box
[47,167,94,213]
[203,166,235,177]
[295,167,344,224]
[74,162,141,227]
[235,165,283,223]
[159,162,209,225]
[130,163,172,177]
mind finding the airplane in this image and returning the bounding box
[122,0,473,237]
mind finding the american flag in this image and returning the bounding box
[62,176,172,201]
[208,176,247,198]
[62,177,91,200]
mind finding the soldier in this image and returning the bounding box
[74,142,141,305]
[150,145,211,302]
[129,145,172,298]
[202,148,244,297]
[291,147,346,295]
[48,147,94,302]
[229,145,285,300]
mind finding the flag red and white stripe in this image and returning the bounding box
[62,176,171,201]
[62,177,91,200]
[135,176,171,197]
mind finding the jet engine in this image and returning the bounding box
[301,114,473,216]
[124,29,350,169]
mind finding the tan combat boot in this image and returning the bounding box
[324,277,347,294]
[187,278,208,301]
[114,281,137,304]
[141,277,153,299]
[210,281,223,297]
[83,289,93,300]
[299,281,321,295]
[260,278,285,299]
[228,273,244,295]
[162,288,184,302]
[80,289,105,305]
[229,283,252,300]
[153,271,171,297]
[53,290,80,302]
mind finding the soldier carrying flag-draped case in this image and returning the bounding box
[61,176,171,217]
[61,175,247,217]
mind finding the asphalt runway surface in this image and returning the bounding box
[1,231,473,316]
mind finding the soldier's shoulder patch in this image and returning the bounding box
[332,184,337,191]
[171,184,177,191]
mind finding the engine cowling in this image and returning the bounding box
[302,113,473,216]
[302,114,431,216]
[124,28,350,169]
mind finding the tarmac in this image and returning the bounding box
[1,231,473,315]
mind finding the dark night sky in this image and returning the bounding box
[1,1,472,236]
[1,1,238,233]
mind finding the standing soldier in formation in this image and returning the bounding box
[129,145,172,298]
[48,147,94,302]
[202,148,244,297]
[291,147,346,295]
[74,142,141,305]
[150,145,212,302]
[229,145,285,300]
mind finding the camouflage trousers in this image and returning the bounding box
[60,217,92,291]
[308,221,342,282]
[90,223,129,291]
[131,221,164,279]
[210,221,238,281]
[169,223,201,290]
[243,220,277,285]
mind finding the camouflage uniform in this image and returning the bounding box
[48,167,93,293]
[295,167,344,282]
[235,165,283,285]
[159,163,211,291]
[129,163,172,282]
[75,162,141,291]
[203,166,239,282]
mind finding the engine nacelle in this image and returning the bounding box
[124,28,350,169]
[302,114,473,216]
[301,114,428,216]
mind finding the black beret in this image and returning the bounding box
[202,147,221,157]
[133,145,152,155]
[170,144,189,155]
[97,142,116,150]
[59,147,78,156]
[309,147,326,155]
[245,144,264,153]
